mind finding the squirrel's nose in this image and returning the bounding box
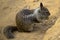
[45,12,50,16]
[48,12,50,16]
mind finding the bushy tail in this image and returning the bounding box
[3,26,18,39]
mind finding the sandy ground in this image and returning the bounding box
[0,0,60,40]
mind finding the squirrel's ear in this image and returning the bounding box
[40,2,43,9]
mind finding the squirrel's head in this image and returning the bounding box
[35,2,50,22]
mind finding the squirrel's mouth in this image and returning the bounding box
[36,16,49,23]
[33,16,50,23]
[39,16,49,20]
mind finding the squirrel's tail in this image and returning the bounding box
[3,26,18,39]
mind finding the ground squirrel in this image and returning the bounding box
[3,3,50,39]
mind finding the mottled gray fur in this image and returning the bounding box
[16,3,50,32]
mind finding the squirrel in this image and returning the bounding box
[3,2,50,39]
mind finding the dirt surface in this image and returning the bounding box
[0,0,60,40]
